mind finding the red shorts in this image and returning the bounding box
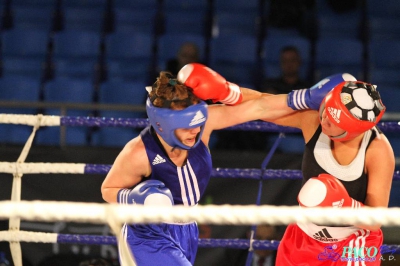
[276,224,383,265]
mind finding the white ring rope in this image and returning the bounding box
[0,162,85,174]
[0,231,58,243]
[1,201,400,226]
[0,114,60,126]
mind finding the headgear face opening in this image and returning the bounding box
[146,98,208,150]
[319,81,385,141]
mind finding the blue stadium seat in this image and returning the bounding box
[369,69,400,88]
[53,30,101,61]
[216,12,259,37]
[158,33,205,70]
[317,13,361,39]
[36,77,95,146]
[113,8,156,34]
[113,0,157,9]
[210,34,258,84]
[1,28,49,79]
[370,39,400,69]
[2,28,49,58]
[63,7,105,32]
[315,37,363,80]
[12,6,53,31]
[375,86,400,112]
[164,0,207,11]
[105,31,152,81]
[0,75,41,144]
[53,59,96,80]
[99,80,147,105]
[12,0,55,8]
[43,77,94,104]
[369,17,400,41]
[0,75,41,102]
[367,0,400,18]
[62,0,106,10]
[215,0,258,14]
[91,80,147,147]
[91,110,143,148]
[165,11,206,35]
[52,30,101,79]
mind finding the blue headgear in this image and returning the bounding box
[146,97,208,150]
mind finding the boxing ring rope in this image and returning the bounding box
[1,114,400,266]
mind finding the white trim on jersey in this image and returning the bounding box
[177,169,189,206]
[182,166,195,205]
[176,159,200,206]
[314,130,372,182]
[187,160,200,202]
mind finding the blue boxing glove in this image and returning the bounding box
[287,73,356,110]
[117,180,174,206]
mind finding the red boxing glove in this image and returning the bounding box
[177,63,242,105]
[298,173,363,208]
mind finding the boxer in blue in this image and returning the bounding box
[101,64,354,265]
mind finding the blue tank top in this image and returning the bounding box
[140,126,212,206]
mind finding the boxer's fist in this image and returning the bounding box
[117,180,173,206]
[298,173,363,208]
[287,73,356,110]
[177,63,242,105]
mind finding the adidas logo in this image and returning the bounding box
[332,199,344,208]
[189,111,206,126]
[313,228,338,242]
[327,107,341,123]
[152,154,166,165]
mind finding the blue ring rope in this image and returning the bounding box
[60,117,400,133]
[55,234,400,254]
[83,165,400,181]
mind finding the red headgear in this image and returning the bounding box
[319,81,385,141]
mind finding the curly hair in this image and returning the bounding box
[149,71,200,109]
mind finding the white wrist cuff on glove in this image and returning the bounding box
[220,83,241,105]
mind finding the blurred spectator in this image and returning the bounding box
[250,225,279,266]
[261,46,310,94]
[165,42,200,76]
[262,46,311,94]
[223,224,280,266]
[214,46,310,152]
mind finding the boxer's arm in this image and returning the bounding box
[101,136,150,203]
